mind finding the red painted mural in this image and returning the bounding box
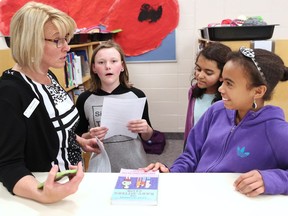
[0,0,179,56]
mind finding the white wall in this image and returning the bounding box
[127,0,288,132]
[0,32,8,49]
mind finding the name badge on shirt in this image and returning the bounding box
[23,98,39,118]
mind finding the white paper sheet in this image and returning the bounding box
[100,97,146,139]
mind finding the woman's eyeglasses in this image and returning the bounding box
[44,37,69,48]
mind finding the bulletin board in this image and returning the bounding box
[126,30,176,63]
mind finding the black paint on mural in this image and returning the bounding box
[138,4,162,23]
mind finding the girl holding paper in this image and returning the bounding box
[75,40,154,172]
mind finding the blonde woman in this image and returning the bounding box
[0,2,99,203]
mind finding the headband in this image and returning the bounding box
[239,46,266,82]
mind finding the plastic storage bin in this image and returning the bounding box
[200,25,278,41]
[69,33,91,44]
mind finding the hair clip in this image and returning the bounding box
[239,46,266,82]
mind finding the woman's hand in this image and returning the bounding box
[76,135,101,154]
[234,170,265,197]
[13,162,84,204]
[142,162,170,173]
[40,162,84,203]
[89,127,108,141]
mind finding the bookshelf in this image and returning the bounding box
[0,41,100,92]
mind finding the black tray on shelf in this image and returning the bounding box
[200,25,278,41]
[69,32,115,44]
[90,32,113,41]
[69,33,91,45]
[3,36,10,48]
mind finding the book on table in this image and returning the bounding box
[111,168,159,205]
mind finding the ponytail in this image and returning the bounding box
[281,66,288,82]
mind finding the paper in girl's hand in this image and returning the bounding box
[100,97,146,139]
[87,137,111,173]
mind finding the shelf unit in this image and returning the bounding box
[0,41,100,92]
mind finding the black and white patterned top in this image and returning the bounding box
[20,72,82,171]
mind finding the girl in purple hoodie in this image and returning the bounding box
[144,47,288,197]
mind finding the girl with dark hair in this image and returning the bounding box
[184,42,231,142]
[145,47,288,197]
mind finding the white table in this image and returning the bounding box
[1,173,287,216]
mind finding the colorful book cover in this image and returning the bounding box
[73,54,83,86]
[111,168,159,205]
[74,50,89,76]
[65,52,74,87]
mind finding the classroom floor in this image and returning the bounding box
[146,133,184,168]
